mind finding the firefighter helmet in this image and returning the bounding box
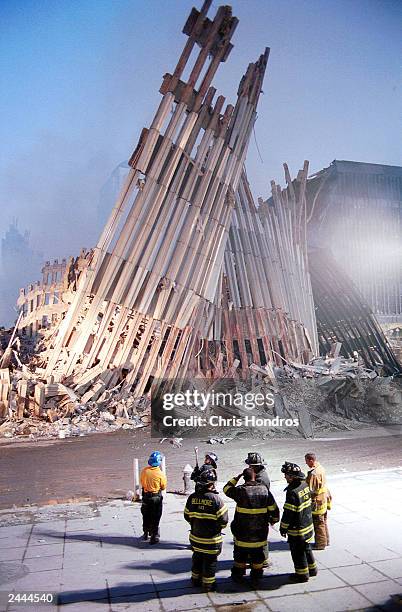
[281,461,305,479]
[205,452,218,468]
[148,451,163,467]
[197,468,217,484]
[245,452,265,466]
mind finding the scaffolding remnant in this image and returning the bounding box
[40,2,271,395]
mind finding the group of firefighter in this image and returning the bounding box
[140,449,331,592]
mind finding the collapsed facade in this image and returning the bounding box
[199,163,318,380]
[1,2,400,438]
[16,251,91,337]
[17,1,319,393]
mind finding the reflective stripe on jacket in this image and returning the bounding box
[280,480,314,542]
[223,475,279,548]
[184,488,228,555]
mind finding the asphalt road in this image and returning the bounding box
[0,426,401,510]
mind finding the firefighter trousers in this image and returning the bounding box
[141,493,163,537]
[313,512,329,548]
[288,536,317,577]
[191,551,218,588]
[246,543,269,567]
[232,544,265,578]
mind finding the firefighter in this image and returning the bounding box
[245,452,271,567]
[280,461,317,582]
[305,452,331,549]
[140,451,167,544]
[223,467,279,586]
[191,452,218,484]
[184,468,228,592]
[244,452,270,490]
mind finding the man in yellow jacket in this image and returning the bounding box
[140,451,167,544]
[305,453,331,549]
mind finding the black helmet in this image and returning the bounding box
[197,468,217,485]
[205,453,218,468]
[245,452,265,466]
[281,461,305,479]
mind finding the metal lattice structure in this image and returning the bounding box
[43,2,271,394]
[193,164,317,378]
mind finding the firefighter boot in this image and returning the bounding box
[250,568,263,588]
[202,577,217,592]
[308,559,318,577]
[231,567,245,583]
[288,573,309,583]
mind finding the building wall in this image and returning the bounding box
[308,161,402,322]
[16,250,90,337]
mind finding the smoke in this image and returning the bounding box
[0,131,117,258]
[0,130,118,325]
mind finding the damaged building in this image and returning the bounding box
[307,160,402,324]
[0,1,401,440]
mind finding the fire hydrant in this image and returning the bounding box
[183,464,193,494]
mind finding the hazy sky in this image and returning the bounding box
[1,0,401,264]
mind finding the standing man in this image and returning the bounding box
[191,452,218,483]
[140,451,167,544]
[245,452,271,568]
[184,468,228,592]
[305,452,330,549]
[223,467,279,586]
[245,452,270,489]
[280,462,317,582]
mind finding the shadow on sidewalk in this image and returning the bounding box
[123,557,234,574]
[268,540,288,551]
[382,594,402,611]
[58,574,289,605]
[37,530,190,550]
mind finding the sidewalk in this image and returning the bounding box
[1,469,401,611]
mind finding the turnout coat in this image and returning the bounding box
[223,475,279,548]
[280,479,314,542]
[184,488,228,555]
[306,462,332,516]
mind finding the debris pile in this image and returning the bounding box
[1,2,400,441]
[284,355,379,381]
[248,349,402,436]
[0,351,150,440]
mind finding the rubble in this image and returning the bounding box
[0,332,400,442]
[248,351,402,435]
[0,337,150,440]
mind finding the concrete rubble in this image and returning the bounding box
[0,330,150,439]
[2,323,400,441]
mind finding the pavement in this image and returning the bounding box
[0,468,402,612]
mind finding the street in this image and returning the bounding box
[0,426,401,509]
[1,427,402,610]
